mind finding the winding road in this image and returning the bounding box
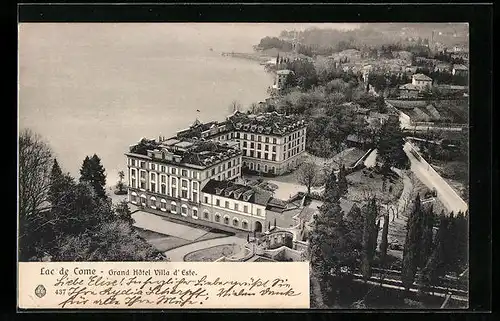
[403,141,468,214]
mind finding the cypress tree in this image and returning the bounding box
[402,194,424,290]
[48,158,63,205]
[80,154,107,199]
[361,198,378,281]
[379,212,390,266]
[338,164,349,197]
[346,203,364,248]
[420,205,435,268]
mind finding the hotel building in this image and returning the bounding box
[125,137,242,220]
[176,111,308,175]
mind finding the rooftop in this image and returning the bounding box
[399,83,420,91]
[453,64,468,70]
[412,73,433,81]
[127,138,241,168]
[201,179,274,206]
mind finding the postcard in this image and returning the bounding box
[18,21,469,309]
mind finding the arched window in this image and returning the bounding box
[150,196,157,209]
[223,215,229,225]
[192,207,198,219]
[160,199,167,211]
[130,192,138,204]
[233,218,239,227]
[203,210,210,220]
[215,213,221,223]
[181,204,188,216]
[140,194,147,206]
[170,201,177,214]
[242,220,249,230]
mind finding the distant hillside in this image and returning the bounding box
[257,23,468,54]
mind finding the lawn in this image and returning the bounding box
[184,243,243,262]
[345,168,404,204]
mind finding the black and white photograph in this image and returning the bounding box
[18,21,470,309]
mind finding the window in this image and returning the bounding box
[181,190,188,199]
[242,221,248,229]
[181,180,188,188]
[257,135,262,142]
[243,141,247,148]
[257,152,261,158]
[161,175,166,183]
[272,146,276,152]
[251,135,254,141]
[250,142,254,149]
[244,133,247,140]
[222,164,225,171]
[265,137,269,143]
[203,211,209,219]
[171,187,177,197]
[233,218,239,227]
[181,169,188,177]
[170,202,177,213]
[222,173,226,180]
[204,196,209,203]
[242,150,247,156]
[171,178,176,186]
[131,159,136,167]
[161,165,165,172]
[140,161,146,169]
[131,177,136,188]
[215,214,221,222]
[131,193,137,203]
[161,184,166,194]
[225,201,229,209]
[171,167,177,175]
[140,195,147,206]
[257,208,262,216]
[224,216,229,225]
[273,138,277,144]
[264,153,269,160]
[193,191,198,203]
[216,199,220,207]
[227,161,231,168]
[211,168,216,176]
[265,145,269,151]
[161,200,167,210]
[249,151,254,157]
[140,181,146,189]
[140,171,146,179]
[234,203,239,211]
[151,164,156,171]
[257,143,261,150]
[243,205,248,213]
[150,197,157,208]
[181,205,188,216]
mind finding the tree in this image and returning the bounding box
[18,129,54,260]
[337,164,349,197]
[377,115,408,173]
[18,129,53,220]
[309,200,359,306]
[80,154,107,199]
[402,195,424,290]
[115,200,134,225]
[361,198,379,280]
[297,162,321,195]
[379,212,390,266]
[419,205,435,268]
[229,100,242,113]
[418,212,449,294]
[345,204,364,248]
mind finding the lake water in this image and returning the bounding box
[18,24,282,186]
